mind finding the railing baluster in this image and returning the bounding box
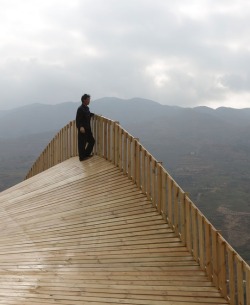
[167,175,173,227]
[118,126,122,170]
[227,246,236,305]
[236,256,244,305]
[107,120,111,161]
[173,183,179,235]
[198,212,205,270]
[180,191,186,244]
[185,197,192,252]
[156,163,161,213]
[135,141,141,189]
[246,265,250,305]
[123,131,128,175]
[131,138,136,183]
[191,205,198,262]
[151,159,156,208]
[212,230,219,288]
[218,236,227,298]
[141,148,146,194]
[146,153,151,201]
[161,170,167,221]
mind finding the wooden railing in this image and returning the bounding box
[26,115,250,305]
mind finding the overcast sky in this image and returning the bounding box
[1,0,250,110]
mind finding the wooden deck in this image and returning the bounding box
[0,156,229,305]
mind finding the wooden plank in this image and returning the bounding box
[0,142,238,305]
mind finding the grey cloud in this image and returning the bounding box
[1,0,250,109]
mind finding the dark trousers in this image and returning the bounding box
[78,130,95,160]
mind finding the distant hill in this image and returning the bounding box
[2,97,250,138]
[0,97,250,264]
[0,102,78,138]
[0,131,55,191]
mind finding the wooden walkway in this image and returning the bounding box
[0,156,228,305]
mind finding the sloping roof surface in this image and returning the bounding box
[0,156,228,304]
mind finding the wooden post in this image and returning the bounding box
[114,122,119,166]
[151,159,156,208]
[157,163,162,214]
[205,221,212,280]
[198,212,205,270]
[72,121,76,157]
[185,197,192,252]
[212,229,219,288]
[103,119,107,159]
[123,131,128,175]
[136,142,141,188]
[111,121,115,164]
[173,183,179,235]
[180,191,186,243]
[146,153,151,201]
[167,175,173,227]
[161,170,167,221]
[218,236,227,298]
[118,126,123,170]
[227,246,236,305]
[131,138,136,183]
[236,257,244,305]
[191,205,198,262]
[97,116,102,157]
[141,148,146,193]
[245,265,250,305]
[127,135,132,179]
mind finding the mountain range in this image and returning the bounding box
[0,97,250,263]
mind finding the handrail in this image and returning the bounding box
[25,115,250,305]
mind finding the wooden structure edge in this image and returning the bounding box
[25,116,250,305]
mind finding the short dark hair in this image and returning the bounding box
[81,94,90,103]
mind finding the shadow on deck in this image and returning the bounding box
[0,156,228,305]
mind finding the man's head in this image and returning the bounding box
[81,94,91,105]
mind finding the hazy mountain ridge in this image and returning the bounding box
[0,102,78,138]
[1,98,250,138]
[0,130,55,191]
[0,97,250,263]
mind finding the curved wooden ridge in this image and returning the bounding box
[0,115,249,304]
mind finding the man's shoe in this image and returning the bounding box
[79,154,94,161]
[86,153,94,158]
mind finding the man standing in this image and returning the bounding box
[76,94,95,161]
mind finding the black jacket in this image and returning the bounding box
[76,104,94,131]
